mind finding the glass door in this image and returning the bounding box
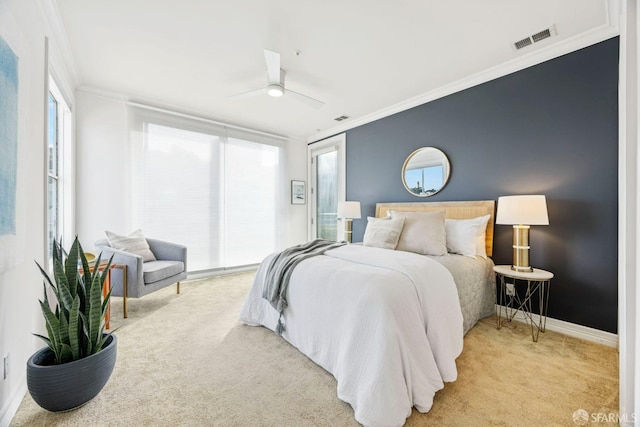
[309,134,345,241]
[315,149,338,240]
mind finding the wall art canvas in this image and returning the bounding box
[0,5,27,272]
[0,35,18,237]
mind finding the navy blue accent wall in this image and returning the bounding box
[344,38,619,333]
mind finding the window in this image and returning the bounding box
[131,107,284,273]
[47,78,71,262]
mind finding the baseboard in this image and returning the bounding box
[187,265,258,281]
[494,304,618,348]
[0,378,27,427]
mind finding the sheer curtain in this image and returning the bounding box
[224,138,280,266]
[129,106,284,273]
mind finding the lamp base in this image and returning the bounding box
[344,219,353,244]
[511,225,533,272]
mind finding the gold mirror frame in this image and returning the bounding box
[401,147,451,197]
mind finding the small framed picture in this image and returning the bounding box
[291,180,306,205]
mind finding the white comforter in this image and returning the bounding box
[239,244,463,427]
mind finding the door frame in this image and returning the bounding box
[307,133,346,241]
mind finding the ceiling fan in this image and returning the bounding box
[229,49,325,109]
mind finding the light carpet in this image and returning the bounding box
[11,272,618,426]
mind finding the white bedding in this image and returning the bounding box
[239,244,465,427]
[429,254,496,334]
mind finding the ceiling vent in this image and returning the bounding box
[514,37,533,50]
[334,115,350,122]
[513,25,556,51]
[531,28,552,43]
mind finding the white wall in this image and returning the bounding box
[0,1,77,425]
[74,90,309,255]
[283,139,308,247]
[75,91,131,249]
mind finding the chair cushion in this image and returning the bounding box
[143,261,185,284]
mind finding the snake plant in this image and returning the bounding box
[34,237,113,364]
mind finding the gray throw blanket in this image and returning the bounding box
[262,239,346,335]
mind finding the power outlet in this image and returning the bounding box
[506,283,515,296]
[3,353,8,380]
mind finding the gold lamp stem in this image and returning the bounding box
[344,218,353,243]
[512,224,533,272]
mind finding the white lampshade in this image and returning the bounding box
[337,201,361,219]
[496,195,549,225]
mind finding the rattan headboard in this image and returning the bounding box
[375,200,496,257]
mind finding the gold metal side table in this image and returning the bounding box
[494,265,553,342]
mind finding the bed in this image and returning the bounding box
[239,200,496,427]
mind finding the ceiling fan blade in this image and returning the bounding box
[264,49,281,84]
[227,87,265,99]
[286,89,325,109]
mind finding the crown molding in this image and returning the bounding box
[39,0,80,102]
[76,86,292,142]
[307,0,621,143]
[76,85,130,101]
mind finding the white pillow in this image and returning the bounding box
[444,215,491,258]
[363,217,405,250]
[105,229,157,262]
[474,214,491,258]
[389,210,447,256]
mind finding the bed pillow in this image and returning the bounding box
[389,210,447,256]
[444,214,492,258]
[363,217,405,249]
[105,229,157,262]
[474,214,491,258]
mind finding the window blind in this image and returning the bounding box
[129,106,284,273]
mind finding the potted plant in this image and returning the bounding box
[26,237,117,412]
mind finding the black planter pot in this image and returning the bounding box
[26,334,117,412]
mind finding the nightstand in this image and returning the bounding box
[494,265,553,342]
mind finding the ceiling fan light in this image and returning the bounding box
[267,84,284,97]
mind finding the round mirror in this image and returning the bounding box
[402,147,450,197]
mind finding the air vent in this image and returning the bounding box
[514,37,533,50]
[531,29,551,43]
[334,115,350,122]
[513,25,557,51]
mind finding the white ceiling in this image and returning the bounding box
[54,0,617,141]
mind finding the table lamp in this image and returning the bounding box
[337,201,361,243]
[496,195,549,272]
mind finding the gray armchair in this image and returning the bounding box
[95,238,187,317]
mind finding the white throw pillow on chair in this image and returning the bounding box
[105,229,157,262]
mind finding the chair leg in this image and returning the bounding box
[121,264,128,318]
[177,281,180,294]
